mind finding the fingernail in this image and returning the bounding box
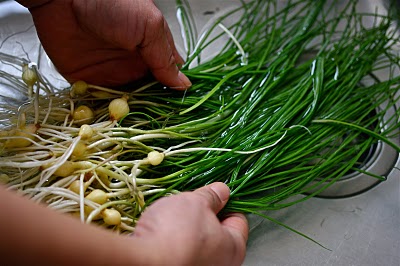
[178,71,192,89]
[210,182,230,203]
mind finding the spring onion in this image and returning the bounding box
[0,0,399,239]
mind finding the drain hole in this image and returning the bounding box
[310,107,399,198]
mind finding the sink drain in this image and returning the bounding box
[312,106,400,198]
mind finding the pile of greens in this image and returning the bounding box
[137,0,400,211]
[1,0,399,237]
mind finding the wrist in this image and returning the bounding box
[121,236,165,266]
[16,0,53,9]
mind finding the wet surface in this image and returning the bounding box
[0,1,399,265]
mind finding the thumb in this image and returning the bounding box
[193,182,230,214]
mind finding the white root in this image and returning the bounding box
[1,52,259,234]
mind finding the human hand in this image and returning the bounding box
[133,182,249,266]
[21,0,191,89]
[0,182,247,265]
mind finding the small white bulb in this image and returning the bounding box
[73,105,95,125]
[79,124,94,140]
[72,141,87,158]
[0,174,10,184]
[22,65,37,88]
[68,180,82,194]
[4,124,38,148]
[71,81,88,96]
[102,209,121,225]
[109,95,130,121]
[147,151,164,166]
[85,189,108,205]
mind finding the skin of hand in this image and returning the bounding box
[0,182,248,265]
[18,0,192,89]
[134,182,249,266]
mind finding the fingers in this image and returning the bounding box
[221,213,249,265]
[221,213,249,244]
[193,182,230,214]
[195,183,248,253]
[163,20,185,68]
[139,6,191,90]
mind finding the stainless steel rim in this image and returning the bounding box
[313,105,400,198]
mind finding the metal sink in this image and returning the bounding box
[0,1,399,265]
[158,1,400,264]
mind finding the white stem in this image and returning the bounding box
[164,140,200,153]
[0,158,55,168]
[218,23,247,65]
[87,134,174,150]
[23,187,98,209]
[37,136,81,187]
[37,128,73,141]
[87,84,125,95]
[79,173,85,223]
[119,222,135,233]
[8,174,40,190]
[165,131,288,156]
[131,81,158,93]
[107,188,130,198]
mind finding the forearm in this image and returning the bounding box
[0,185,150,265]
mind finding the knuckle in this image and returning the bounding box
[198,189,222,210]
[146,9,165,33]
[166,52,176,67]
